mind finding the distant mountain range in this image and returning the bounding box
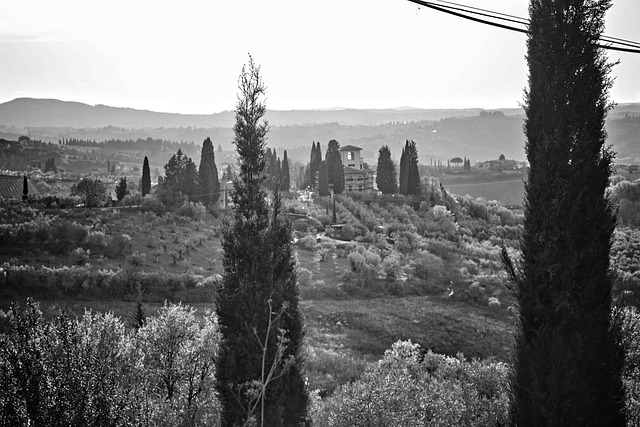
[0,98,528,128]
[1,98,639,164]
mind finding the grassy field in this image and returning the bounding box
[445,179,525,206]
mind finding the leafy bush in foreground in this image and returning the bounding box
[315,340,509,426]
[0,299,222,427]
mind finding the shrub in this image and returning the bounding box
[176,201,206,221]
[298,268,313,287]
[298,234,317,250]
[382,254,402,279]
[126,251,146,267]
[70,247,90,265]
[141,194,164,214]
[107,233,132,258]
[348,252,365,273]
[315,340,509,426]
[318,242,337,261]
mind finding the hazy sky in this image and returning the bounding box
[1,0,639,114]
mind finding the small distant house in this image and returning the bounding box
[339,145,374,192]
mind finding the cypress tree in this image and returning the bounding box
[216,56,308,426]
[115,177,129,201]
[318,160,329,196]
[275,158,282,192]
[198,137,220,205]
[141,156,151,197]
[314,142,323,190]
[376,145,398,194]
[399,144,408,195]
[333,156,344,194]
[22,176,28,201]
[405,140,420,196]
[503,0,624,424]
[309,142,318,189]
[282,150,290,192]
[325,139,340,186]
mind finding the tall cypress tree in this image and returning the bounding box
[22,176,28,201]
[406,140,421,196]
[325,139,340,186]
[275,158,282,192]
[399,143,408,195]
[503,0,624,424]
[333,156,344,195]
[141,156,151,197]
[376,145,398,195]
[282,150,291,192]
[318,160,329,196]
[199,137,220,205]
[309,142,318,189]
[216,56,308,426]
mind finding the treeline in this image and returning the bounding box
[63,137,201,155]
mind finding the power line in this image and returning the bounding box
[407,0,640,54]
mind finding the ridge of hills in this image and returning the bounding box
[0,97,525,128]
[1,98,639,164]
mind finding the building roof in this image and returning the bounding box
[0,175,39,198]
[339,145,362,152]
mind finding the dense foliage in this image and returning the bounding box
[70,178,108,208]
[0,299,221,427]
[315,340,508,426]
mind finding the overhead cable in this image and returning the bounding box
[406,0,640,54]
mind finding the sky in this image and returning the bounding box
[1,0,639,114]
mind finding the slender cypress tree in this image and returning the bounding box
[199,137,220,205]
[406,140,421,196]
[318,160,329,196]
[275,158,282,192]
[333,156,344,195]
[314,142,322,190]
[376,145,398,194]
[216,56,308,426]
[504,0,624,424]
[22,176,28,201]
[282,150,291,192]
[141,156,151,197]
[309,142,318,189]
[399,144,408,195]
[325,139,340,186]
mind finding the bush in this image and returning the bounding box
[70,247,90,265]
[314,340,509,426]
[126,251,146,267]
[141,194,164,214]
[298,234,317,250]
[176,201,206,221]
[0,299,222,426]
[348,252,366,273]
[107,234,132,258]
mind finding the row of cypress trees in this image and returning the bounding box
[307,140,344,195]
[265,147,291,192]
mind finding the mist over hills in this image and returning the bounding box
[1,98,639,164]
[0,98,525,128]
